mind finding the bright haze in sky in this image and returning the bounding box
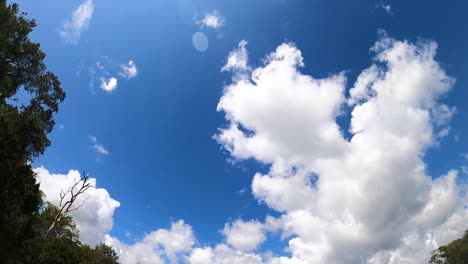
[16,0,468,263]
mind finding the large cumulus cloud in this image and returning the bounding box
[215,33,468,263]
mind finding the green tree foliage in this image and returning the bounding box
[24,203,119,264]
[26,203,81,263]
[430,230,468,264]
[0,1,119,262]
[92,243,120,264]
[0,3,119,262]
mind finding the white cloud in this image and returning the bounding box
[59,0,93,44]
[382,4,392,14]
[210,244,264,264]
[216,41,347,165]
[197,10,224,29]
[119,60,138,79]
[432,104,456,126]
[105,220,195,264]
[437,127,450,138]
[143,220,196,263]
[376,3,392,14]
[89,58,136,93]
[221,40,249,74]
[100,77,118,92]
[108,222,271,264]
[34,167,120,246]
[187,247,215,264]
[89,136,109,155]
[105,235,165,264]
[222,219,266,252]
[106,222,270,264]
[215,35,468,263]
[93,144,109,155]
[188,244,264,264]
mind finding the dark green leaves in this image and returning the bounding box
[430,231,468,264]
[0,1,66,261]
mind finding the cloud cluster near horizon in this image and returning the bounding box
[35,168,265,263]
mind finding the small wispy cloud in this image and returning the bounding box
[238,187,247,195]
[99,77,118,92]
[196,10,224,29]
[437,127,451,139]
[221,40,249,73]
[382,4,392,13]
[88,58,137,93]
[119,60,138,79]
[90,136,109,155]
[462,166,468,175]
[59,0,93,44]
[377,3,392,14]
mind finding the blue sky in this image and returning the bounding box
[13,0,468,263]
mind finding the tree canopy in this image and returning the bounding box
[0,1,118,263]
[430,230,468,264]
[25,203,119,264]
[0,0,65,260]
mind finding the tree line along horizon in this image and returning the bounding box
[0,1,466,263]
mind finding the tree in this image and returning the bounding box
[91,243,120,264]
[24,202,81,263]
[44,173,92,240]
[429,230,468,264]
[0,2,119,263]
[0,0,65,261]
[24,203,119,264]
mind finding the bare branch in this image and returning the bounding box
[68,195,91,212]
[44,171,94,240]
